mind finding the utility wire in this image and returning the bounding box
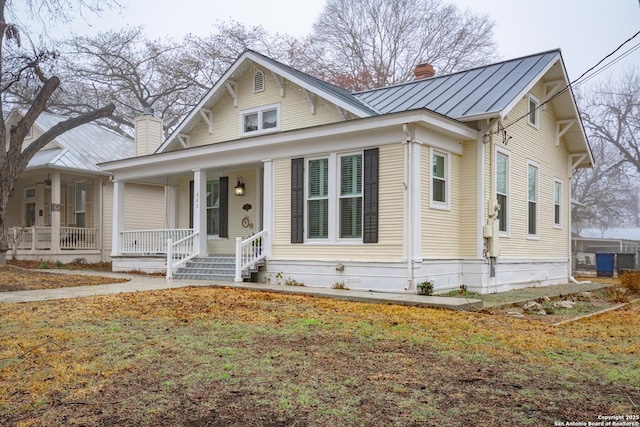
[501,29,640,131]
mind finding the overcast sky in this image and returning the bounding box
[26,0,640,85]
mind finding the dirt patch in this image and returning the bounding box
[7,259,113,271]
[0,266,129,292]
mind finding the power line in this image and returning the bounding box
[501,29,640,131]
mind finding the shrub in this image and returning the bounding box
[619,271,640,295]
[332,281,349,290]
[417,280,434,296]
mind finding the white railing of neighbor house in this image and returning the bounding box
[166,231,199,279]
[9,226,97,251]
[235,229,267,282]
[121,229,193,255]
[60,227,98,249]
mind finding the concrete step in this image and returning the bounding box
[173,256,260,281]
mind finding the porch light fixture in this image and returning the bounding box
[234,175,245,196]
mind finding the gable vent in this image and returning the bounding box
[254,71,265,93]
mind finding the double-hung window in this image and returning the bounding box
[527,162,538,237]
[339,154,363,239]
[553,179,562,227]
[293,149,378,244]
[496,150,509,233]
[528,94,539,128]
[307,158,329,239]
[206,180,220,236]
[24,187,36,227]
[75,182,86,227]
[241,104,280,135]
[431,150,448,208]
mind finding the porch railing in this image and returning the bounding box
[166,231,199,279]
[235,230,267,282]
[60,227,98,249]
[9,226,97,250]
[120,229,193,255]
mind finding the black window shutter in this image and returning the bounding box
[189,180,194,229]
[363,148,379,243]
[291,158,304,243]
[219,176,229,238]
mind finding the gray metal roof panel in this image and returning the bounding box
[353,50,560,120]
[25,112,134,172]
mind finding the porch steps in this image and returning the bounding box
[172,256,261,282]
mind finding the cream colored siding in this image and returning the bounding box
[187,64,346,148]
[272,144,404,261]
[102,184,113,254]
[492,82,569,259]
[123,183,166,230]
[459,140,478,257]
[422,146,464,258]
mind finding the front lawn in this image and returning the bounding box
[1,287,638,426]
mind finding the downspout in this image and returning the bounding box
[403,124,413,291]
[100,176,106,262]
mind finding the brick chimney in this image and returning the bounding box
[414,63,435,80]
[134,107,163,156]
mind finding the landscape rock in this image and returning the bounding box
[540,296,551,302]
[576,292,593,301]
[555,300,576,309]
[507,311,525,319]
[522,301,543,313]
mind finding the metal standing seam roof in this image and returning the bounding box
[25,112,134,172]
[353,50,561,120]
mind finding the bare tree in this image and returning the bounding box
[304,0,498,90]
[582,68,640,174]
[571,138,637,233]
[572,68,640,233]
[47,27,202,136]
[0,0,117,266]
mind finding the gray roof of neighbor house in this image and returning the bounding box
[580,228,640,242]
[353,50,561,120]
[25,112,133,173]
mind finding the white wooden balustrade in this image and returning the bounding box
[235,229,267,282]
[9,226,97,251]
[121,229,194,255]
[166,231,199,279]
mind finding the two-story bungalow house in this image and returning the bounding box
[101,49,592,294]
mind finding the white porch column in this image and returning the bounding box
[262,159,273,257]
[50,172,61,252]
[166,185,178,229]
[193,169,207,256]
[111,179,125,257]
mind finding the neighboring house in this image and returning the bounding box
[573,228,640,272]
[6,110,166,263]
[101,49,593,294]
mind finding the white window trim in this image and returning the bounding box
[430,148,450,210]
[74,181,87,227]
[528,93,540,129]
[527,160,539,239]
[553,178,563,229]
[337,152,364,242]
[305,155,332,242]
[495,146,510,236]
[240,103,280,136]
[304,151,366,244]
[206,179,220,238]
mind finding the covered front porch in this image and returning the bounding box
[7,169,104,263]
[109,163,272,282]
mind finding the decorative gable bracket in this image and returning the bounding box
[302,89,316,115]
[556,119,576,146]
[225,80,238,107]
[199,108,213,134]
[178,134,190,148]
[270,71,285,97]
[543,80,564,107]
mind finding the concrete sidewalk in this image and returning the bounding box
[0,269,482,310]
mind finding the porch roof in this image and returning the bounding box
[100,109,478,181]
